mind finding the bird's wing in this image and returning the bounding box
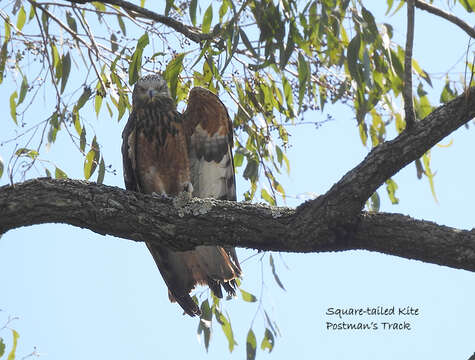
[183,87,236,201]
[182,87,242,287]
[121,111,140,192]
[122,89,241,317]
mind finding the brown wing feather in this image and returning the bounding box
[184,87,236,201]
[121,112,139,192]
[182,87,242,293]
[122,81,241,317]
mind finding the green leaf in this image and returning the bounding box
[15,148,38,159]
[0,155,3,178]
[240,289,257,302]
[66,12,77,32]
[347,34,361,82]
[128,33,149,85]
[10,91,18,124]
[358,122,367,146]
[386,0,394,14]
[60,52,71,94]
[0,337,5,357]
[117,94,128,120]
[275,145,283,166]
[412,58,432,87]
[95,93,103,117]
[51,43,60,69]
[165,0,173,16]
[189,0,197,26]
[76,86,92,110]
[80,127,87,152]
[385,178,399,204]
[45,168,52,178]
[219,0,230,21]
[415,158,424,179]
[239,28,258,59]
[4,20,11,43]
[84,136,100,180]
[18,75,28,105]
[84,149,96,180]
[110,33,118,53]
[215,309,237,352]
[423,151,438,203]
[243,158,258,182]
[362,7,378,38]
[260,328,274,353]
[458,0,474,12]
[55,167,68,179]
[261,188,276,205]
[369,192,380,212]
[197,300,212,351]
[269,253,286,290]
[282,75,294,116]
[202,5,213,34]
[297,52,309,108]
[16,6,26,31]
[92,1,106,11]
[73,110,81,135]
[0,42,9,84]
[264,309,281,336]
[440,79,456,103]
[117,15,126,35]
[246,328,256,360]
[163,53,186,101]
[106,101,113,117]
[234,150,244,167]
[97,157,105,184]
[47,112,59,144]
[7,330,19,360]
[280,22,296,69]
[136,32,149,49]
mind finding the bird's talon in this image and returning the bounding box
[152,191,171,199]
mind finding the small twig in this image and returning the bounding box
[403,0,416,130]
[415,0,475,39]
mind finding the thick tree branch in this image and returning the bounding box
[294,87,475,243]
[415,0,475,39]
[0,178,475,272]
[1,89,475,272]
[66,0,217,43]
[404,0,416,129]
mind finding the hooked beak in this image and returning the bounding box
[147,89,157,100]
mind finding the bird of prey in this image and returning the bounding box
[121,74,241,316]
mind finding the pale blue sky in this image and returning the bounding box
[1,2,474,360]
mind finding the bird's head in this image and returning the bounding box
[132,74,171,106]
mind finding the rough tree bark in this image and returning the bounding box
[1,89,475,272]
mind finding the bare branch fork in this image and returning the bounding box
[1,89,475,272]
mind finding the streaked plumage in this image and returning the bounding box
[121,74,241,316]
